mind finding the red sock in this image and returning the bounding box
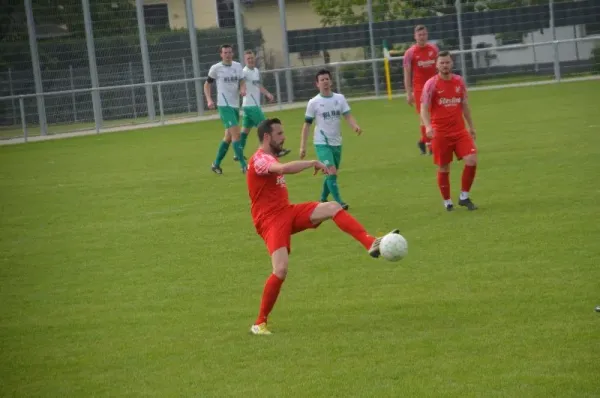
[332,210,375,250]
[419,125,427,144]
[461,165,477,193]
[255,273,284,325]
[437,171,451,200]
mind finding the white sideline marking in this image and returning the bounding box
[1,76,598,147]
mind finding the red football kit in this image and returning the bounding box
[246,149,320,255]
[421,74,477,166]
[403,43,439,114]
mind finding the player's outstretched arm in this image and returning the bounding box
[299,122,311,158]
[204,80,214,108]
[259,85,274,102]
[269,160,327,175]
[462,100,476,139]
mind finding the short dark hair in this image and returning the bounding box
[315,69,331,82]
[220,44,232,52]
[437,50,451,59]
[244,50,255,55]
[257,118,282,143]
[414,25,427,32]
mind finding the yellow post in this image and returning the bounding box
[383,40,393,100]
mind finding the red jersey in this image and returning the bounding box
[403,43,439,91]
[246,148,290,228]
[421,74,468,136]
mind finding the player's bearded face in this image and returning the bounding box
[415,30,428,45]
[221,48,233,63]
[437,57,453,75]
[268,127,285,152]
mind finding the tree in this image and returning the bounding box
[310,0,443,27]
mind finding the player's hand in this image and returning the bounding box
[207,101,215,110]
[240,87,247,97]
[469,128,477,141]
[406,93,415,106]
[299,147,306,159]
[426,127,435,139]
[266,93,275,103]
[312,160,329,175]
[353,125,362,135]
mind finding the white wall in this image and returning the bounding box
[470,25,597,68]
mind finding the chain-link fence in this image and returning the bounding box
[1,0,599,141]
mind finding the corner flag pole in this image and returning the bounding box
[382,40,393,101]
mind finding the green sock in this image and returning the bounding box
[326,175,343,204]
[214,141,230,167]
[320,177,330,202]
[240,132,248,151]
[232,141,247,168]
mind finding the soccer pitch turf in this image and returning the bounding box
[1,80,599,397]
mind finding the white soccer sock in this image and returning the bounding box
[460,192,469,200]
[444,199,453,207]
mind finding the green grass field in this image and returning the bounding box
[1,80,599,397]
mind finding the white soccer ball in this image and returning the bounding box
[379,233,408,262]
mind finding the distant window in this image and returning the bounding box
[216,0,236,29]
[144,4,169,30]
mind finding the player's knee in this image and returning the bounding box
[272,261,288,280]
[223,131,232,143]
[327,166,337,175]
[464,154,477,166]
[324,201,343,216]
[438,164,450,172]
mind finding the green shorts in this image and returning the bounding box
[218,106,240,128]
[242,106,266,129]
[315,144,342,169]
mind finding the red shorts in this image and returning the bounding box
[257,202,321,255]
[431,130,477,166]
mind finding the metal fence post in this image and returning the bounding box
[233,0,245,64]
[185,0,204,116]
[8,68,17,125]
[129,61,137,119]
[25,0,48,136]
[82,0,103,133]
[455,0,468,84]
[19,97,28,142]
[366,0,380,96]
[158,83,165,125]
[549,0,561,81]
[334,64,342,93]
[69,65,78,122]
[277,0,294,103]
[274,71,282,110]
[135,0,156,121]
[182,58,191,113]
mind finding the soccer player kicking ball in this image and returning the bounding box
[247,118,399,335]
[300,69,362,210]
[403,25,439,156]
[205,44,247,175]
[231,50,291,162]
[420,51,478,211]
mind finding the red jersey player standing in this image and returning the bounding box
[403,25,439,156]
[246,117,399,335]
[420,51,478,211]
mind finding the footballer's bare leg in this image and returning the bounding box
[309,202,399,258]
[459,153,478,210]
[251,247,288,335]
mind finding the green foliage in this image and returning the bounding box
[310,0,440,27]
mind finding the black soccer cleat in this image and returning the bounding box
[445,204,454,212]
[369,229,401,258]
[458,198,478,211]
[211,163,223,175]
[241,166,247,174]
[341,203,349,211]
[277,148,291,158]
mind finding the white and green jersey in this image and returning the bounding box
[207,61,244,108]
[304,92,351,146]
[242,66,262,108]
